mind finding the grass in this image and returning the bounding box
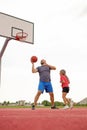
[0,105,30,109]
[0,105,87,109]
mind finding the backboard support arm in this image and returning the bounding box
[0,37,12,86]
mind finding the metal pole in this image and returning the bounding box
[0,59,1,86]
[0,38,12,86]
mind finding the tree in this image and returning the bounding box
[42,100,51,106]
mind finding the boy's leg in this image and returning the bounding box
[62,92,70,105]
[62,92,67,105]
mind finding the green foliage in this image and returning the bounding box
[54,101,64,106]
[2,101,10,106]
[0,100,87,108]
[42,100,51,106]
[41,100,64,106]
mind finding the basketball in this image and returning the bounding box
[30,56,38,63]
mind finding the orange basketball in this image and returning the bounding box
[30,56,38,63]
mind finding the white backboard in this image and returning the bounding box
[0,12,34,44]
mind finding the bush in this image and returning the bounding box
[42,100,51,106]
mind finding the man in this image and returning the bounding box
[31,59,57,109]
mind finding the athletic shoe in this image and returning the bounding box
[51,106,58,109]
[32,104,35,110]
[63,105,69,109]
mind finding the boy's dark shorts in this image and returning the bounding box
[62,87,69,93]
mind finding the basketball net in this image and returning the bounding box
[15,32,28,41]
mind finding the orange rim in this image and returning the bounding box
[15,32,28,40]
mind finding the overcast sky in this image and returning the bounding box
[0,0,87,103]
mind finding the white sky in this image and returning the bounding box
[0,0,87,103]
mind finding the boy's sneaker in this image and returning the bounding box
[51,106,58,109]
[63,105,69,109]
[32,104,35,110]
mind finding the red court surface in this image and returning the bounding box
[0,108,87,130]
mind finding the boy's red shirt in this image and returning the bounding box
[60,75,70,88]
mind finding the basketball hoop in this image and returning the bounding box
[15,32,28,41]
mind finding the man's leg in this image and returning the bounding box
[34,90,42,106]
[49,92,55,106]
[32,90,42,110]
